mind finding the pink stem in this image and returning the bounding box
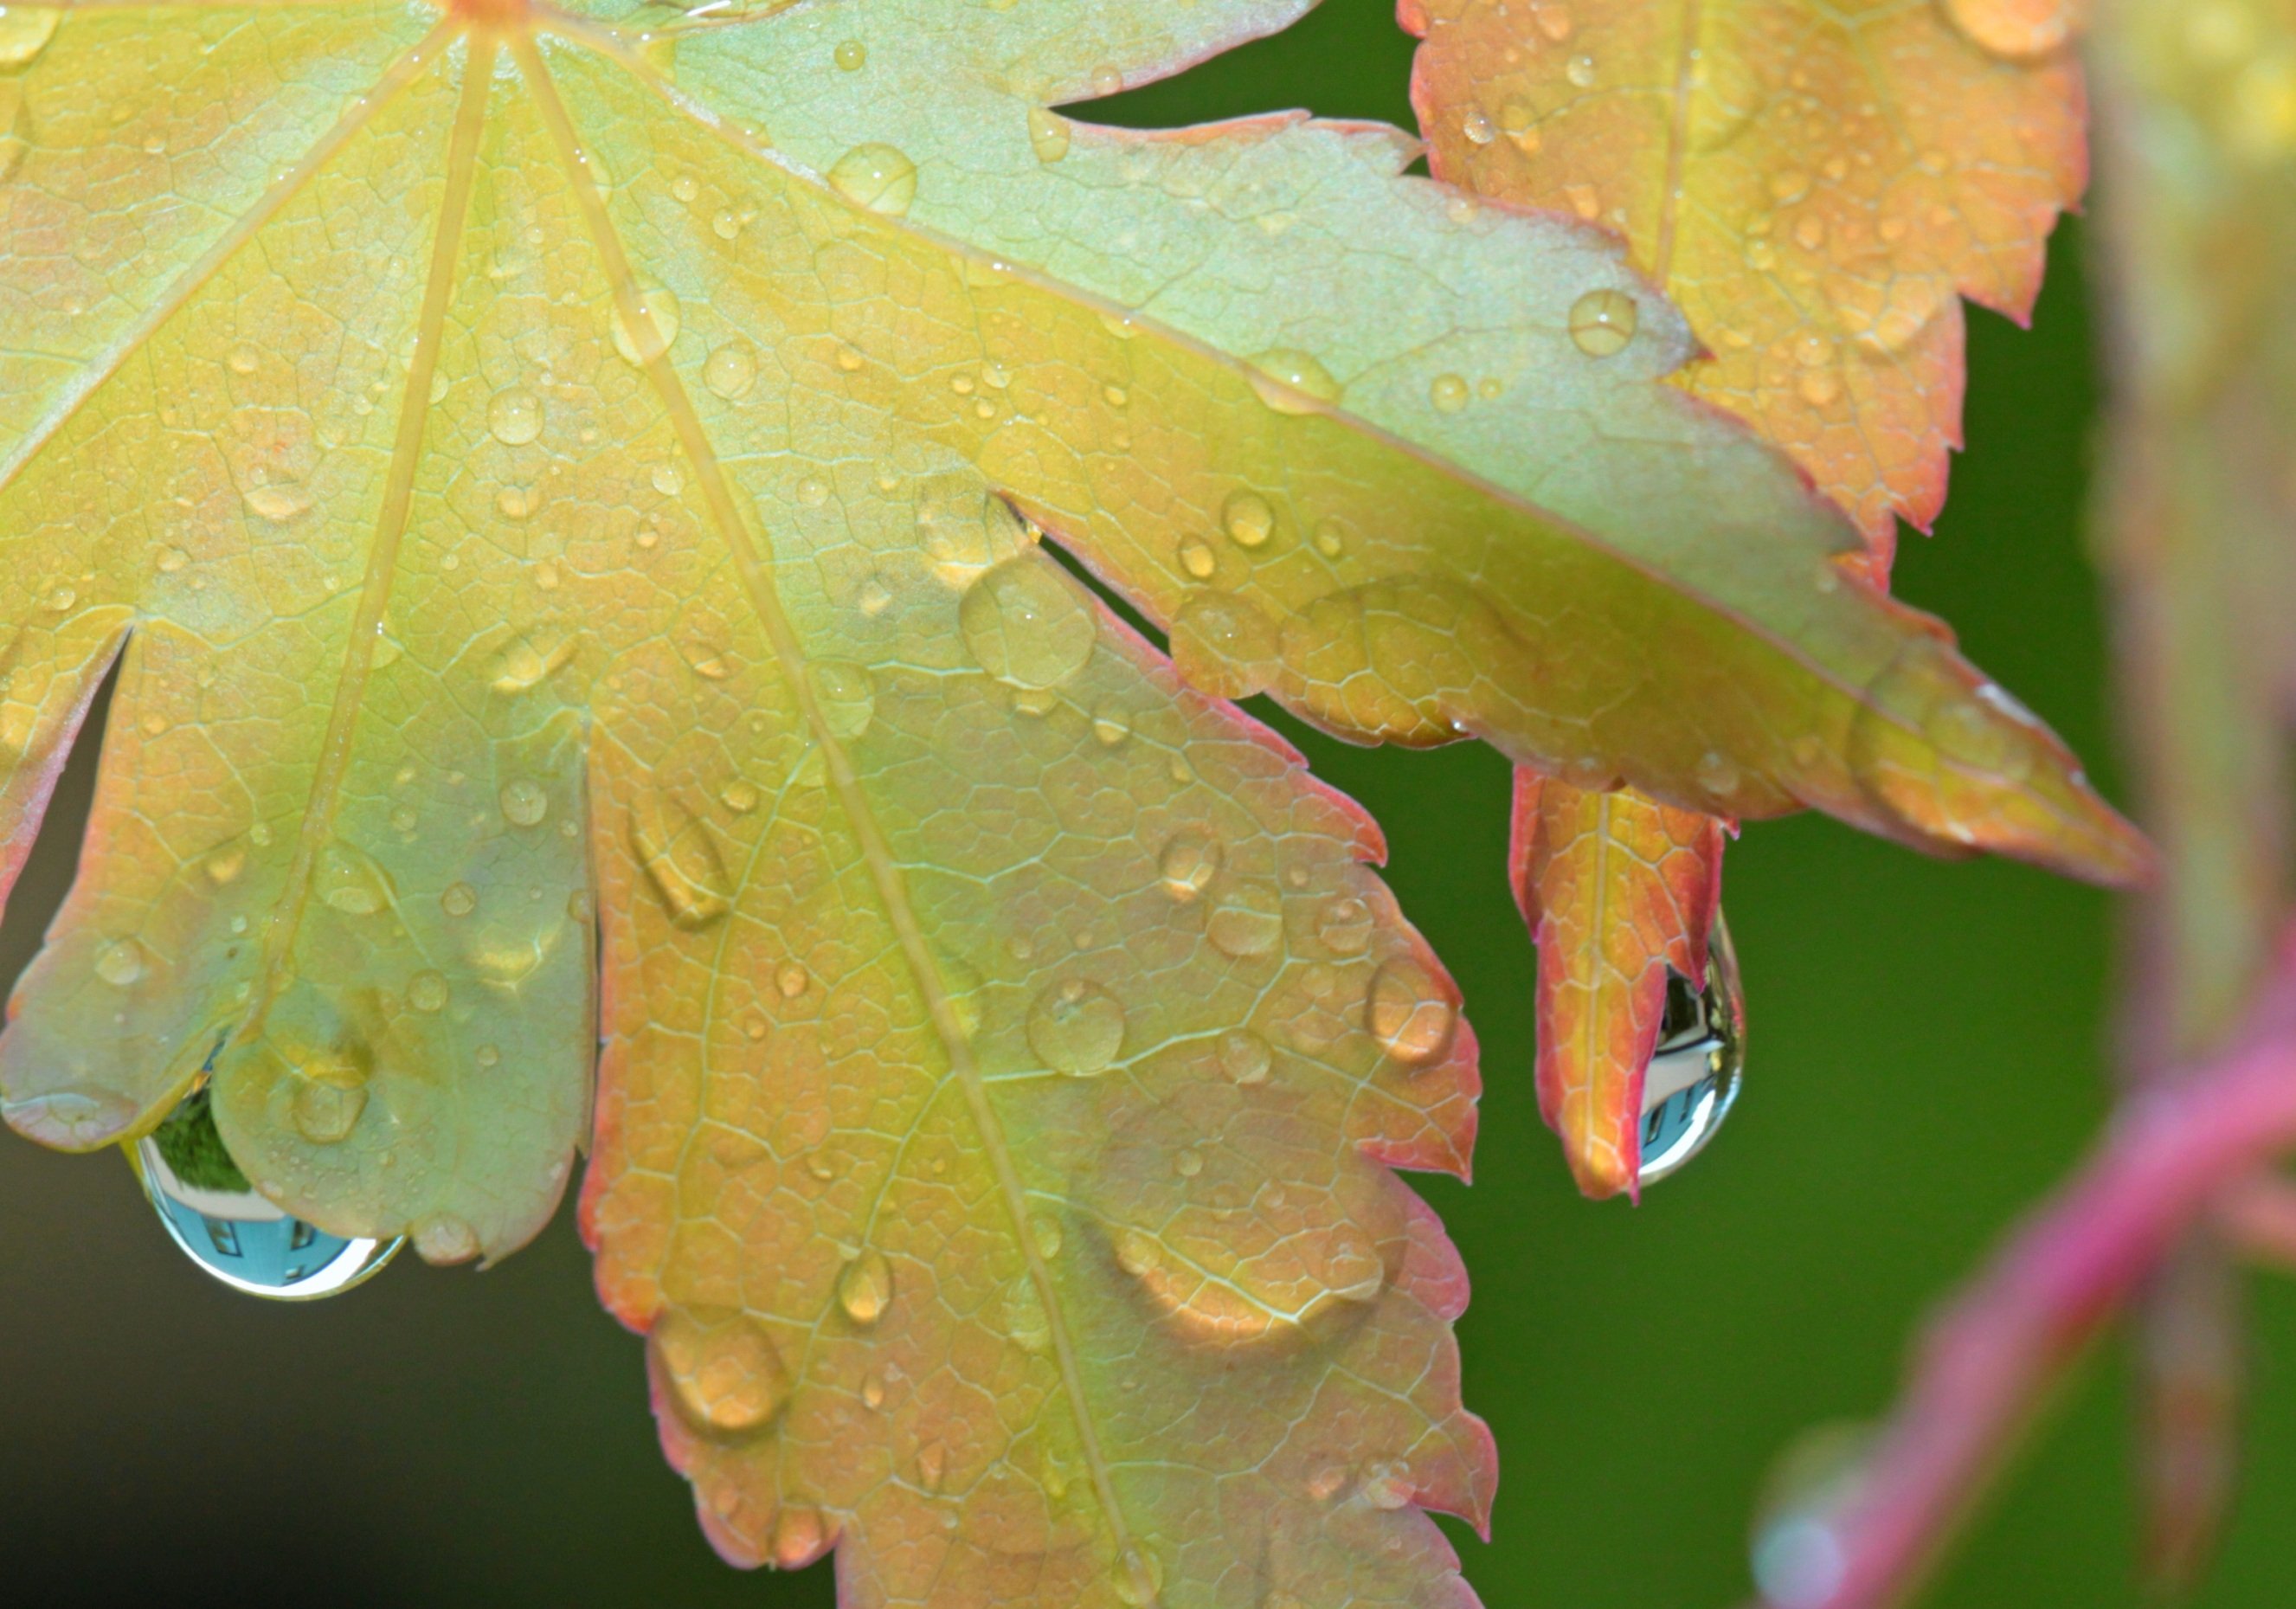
[1753,988,2296,1609]
[2217,1172,2296,1270]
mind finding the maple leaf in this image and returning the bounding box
[0,0,2140,1601]
[1407,0,2093,1196]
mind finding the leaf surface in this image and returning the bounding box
[0,0,2136,1602]
[1405,0,2088,551]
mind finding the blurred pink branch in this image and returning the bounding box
[1749,956,2296,1609]
[2217,1173,2296,1271]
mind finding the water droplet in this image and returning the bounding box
[833,37,866,70]
[1461,107,1497,145]
[1001,1272,1051,1353]
[720,778,761,815]
[916,1440,948,1491]
[1207,883,1283,960]
[610,284,683,365]
[959,558,1097,690]
[1566,52,1598,87]
[491,631,573,694]
[1029,1213,1064,1258]
[777,962,810,999]
[1177,535,1218,580]
[1171,592,1279,699]
[1091,705,1130,745]
[442,881,478,918]
[1113,1546,1164,1606]
[630,791,732,930]
[1218,1028,1272,1084]
[242,482,312,523]
[1360,1459,1414,1510]
[134,1086,401,1299]
[487,388,543,446]
[94,936,148,988]
[496,485,539,519]
[317,840,395,917]
[1220,491,1277,550]
[415,1212,479,1264]
[292,1072,368,1146]
[1429,371,1471,413]
[0,6,61,68]
[1637,911,1746,1185]
[652,1308,790,1437]
[155,544,190,574]
[204,845,247,885]
[1366,957,1456,1065]
[1026,105,1072,163]
[861,1369,887,1410]
[1089,61,1122,96]
[1568,287,1639,357]
[836,1248,894,1326]
[704,339,758,400]
[408,969,449,1013]
[1941,0,2073,61]
[827,142,917,216]
[1245,349,1341,414]
[807,660,876,740]
[499,779,549,828]
[1027,979,1127,1076]
[1315,895,1373,955]
[1158,830,1221,901]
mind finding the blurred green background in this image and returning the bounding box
[3,2,2290,1605]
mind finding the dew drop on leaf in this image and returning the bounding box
[837,1247,894,1326]
[704,339,758,399]
[1568,287,1639,357]
[630,790,733,930]
[1220,490,1277,549]
[1158,830,1221,900]
[1088,61,1123,96]
[1315,895,1373,955]
[1026,106,1071,163]
[317,840,395,916]
[292,1071,369,1146]
[1177,535,1217,579]
[441,881,478,918]
[1637,911,1746,1185]
[833,37,866,71]
[0,10,55,73]
[498,779,549,827]
[415,1213,479,1265]
[610,284,682,365]
[408,969,449,1013]
[1428,371,1471,413]
[1207,882,1283,960]
[486,387,543,446]
[959,558,1096,690]
[653,1309,791,1438]
[1244,349,1341,414]
[1028,1212,1064,1258]
[1113,1546,1164,1606]
[135,1086,400,1299]
[94,936,147,988]
[242,481,312,523]
[807,659,876,740]
[1218,1028,1271,1084]
[1359,1459,1414,1510]
[827,142,917,216]
[1365,957,1456,1065]
[1941,0,2074,60]
[1026,979,1127,1076]
[1171,591,1279,698]
[1001,1271,1051,1353]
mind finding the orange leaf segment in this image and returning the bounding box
[1405,0,2089,555]
[1509,771,1725,1199]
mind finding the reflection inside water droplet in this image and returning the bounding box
[132,1085,401,1300]
[1637,911,1746,1185]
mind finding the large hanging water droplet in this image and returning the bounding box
[1637,911,1746,1185]
[652,1307,790,1438]
[836,1247,894,1326]
[959,557,1096,690]
[827,142,917,216]
[132,1086,402,1300]
[1027,979,1127,1076]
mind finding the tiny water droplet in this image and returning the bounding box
[317,840,395,916]
[155,544,190,574]
[1171,591,1279,699]
[1177,535,1217,580]
[837,1248,894,1326]
[1315,895,1373,955]
[1568,287,1639,357]
[1112,1545,1163,1606]
[1114,1226,1161,1278]
[292,1072,368,1146]
[442,881,478,917]
[1207,883,1283,959]
[1001,1271,1051,1353]
[651,462,684,497]
[1027,979,1127,1076]
[1637,911,1746,1185]
[1360,1459,1413,1510]
[1244,349,1341,414]
[1566,53,1598,87]
[1088,61,1122,96]
[630,790,732,929]
[499,780,549,827]
[408,969,449,1013]
[242,482,312,523]
[704,340,758,399]
[861,1369,887,1410]
[135,1086,401,1299]
[827,142,917,216]
[1366,957,1456,1065]
[1461,107,1497,145]
[487,388,543,446]
[807,660,876,740]
[1429,371,1471,413]
[1221,491,1276,550]
[1029,1212,1064,1258]
[1218,1028,1271,1084]
[777,962,810,998]
[960,558,1096,690]
[1158,831,1221,900]
[720,778,761,814]
[1026,106,1072,163]
[610,284,683,365]
[833,37,866,70]
[95,936,148,987]
[1090,705,1130,746]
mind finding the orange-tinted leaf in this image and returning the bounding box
[1405,0,2088,552]
[1509,770,1724,1199]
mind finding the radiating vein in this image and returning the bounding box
[511,33,1161,1602]
[240,23,487,1039]
[0,15,458,501]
